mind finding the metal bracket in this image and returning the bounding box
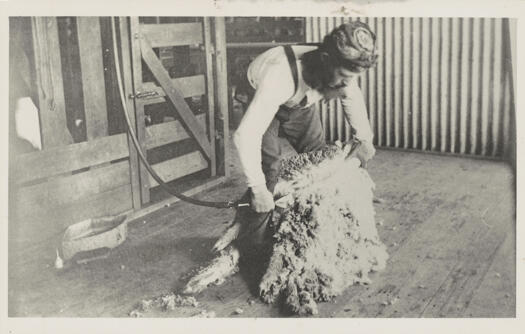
[129,91,159,100]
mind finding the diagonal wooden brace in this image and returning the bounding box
[139,37,212,158]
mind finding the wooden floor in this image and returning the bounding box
[8,148,515,317]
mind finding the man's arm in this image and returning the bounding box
[341,78,376,165]
[233,64,295,212]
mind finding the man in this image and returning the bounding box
[232,21,379,244]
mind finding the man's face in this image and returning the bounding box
[325,66,361,89]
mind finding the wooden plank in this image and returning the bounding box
[203,17,217,177]
[148,151,208,188]
[420,226,507,317]
[141,75,206,105]
[463,229,515,317]
[15,161,130,219]
[140,37,212,158]
[214,17,230,177]
[14,133,128,184]
[31,17,73,148]
[130,17,150,204]
[145,114,207,149]
[325,157,513,318]
[119,16,142,211]
[141,22,203,48]
[387,190,509,318]
[77,17,108,140]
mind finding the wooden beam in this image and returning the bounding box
[214,17,230,177]
[14,133,128,184]
[203,17,217,176]
[145,113,206,149]
[130,17,150,204]
[119,17,142,211]
[140,37,212,158]
[31,17,73,148]
[77,17,108,140]
[15,161,130,217]
[141,75,206,105]
[141,23,203,47]
[148,151,208,187]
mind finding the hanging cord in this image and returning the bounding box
[110,17,247,209]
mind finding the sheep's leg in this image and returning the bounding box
[211,221,242,253]
[183,246,240,294]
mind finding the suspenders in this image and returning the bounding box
[283,45,299,94]
[281,45,309,111]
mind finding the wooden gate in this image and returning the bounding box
[127,17,225,205]
[9,17,230,247]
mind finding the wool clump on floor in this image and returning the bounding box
[259,143,389,315]
[129,293,200,317]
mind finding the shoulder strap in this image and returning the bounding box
[283,45,299,94]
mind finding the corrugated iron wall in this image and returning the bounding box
[306,17,515,158]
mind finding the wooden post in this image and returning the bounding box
[129,17,150,204]
[77,17,108,140]
[31,17,73,148]
[203,17,217,177]
[119,17,142,211]
[214,17,230,177]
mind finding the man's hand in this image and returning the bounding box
[354,140,376,168]
[250,184,275,213]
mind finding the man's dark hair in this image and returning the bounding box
[302,21,378,89]
[321,21,379,72]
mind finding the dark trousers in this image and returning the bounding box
[233,103,326,246]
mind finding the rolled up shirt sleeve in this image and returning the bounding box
[233,62,295,188]
[340,78,374,143]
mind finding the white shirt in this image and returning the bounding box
[233,45,374,188]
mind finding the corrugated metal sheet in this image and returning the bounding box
[306,17,514,158]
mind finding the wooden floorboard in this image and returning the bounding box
[463,228,516,317]
[8,149,515,317]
